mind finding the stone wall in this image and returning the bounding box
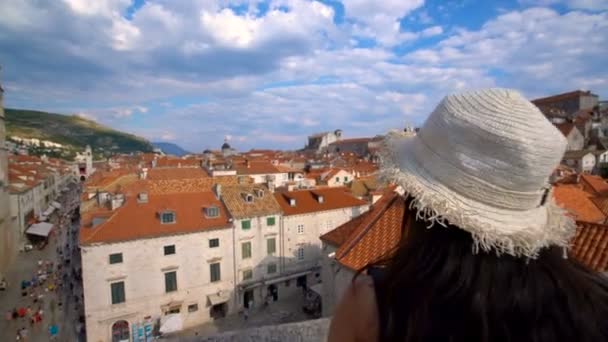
[174,318,330,342]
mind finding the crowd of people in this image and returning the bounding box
[2,183,83,341]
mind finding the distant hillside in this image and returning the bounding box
[152,142,191,157]
[5,109,154,156]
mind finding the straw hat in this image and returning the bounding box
[381,88,575,258]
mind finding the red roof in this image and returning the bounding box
[553,185,606,223]
[532,90,597,105]
[147,168,209,180]
[80,191,231,245]
[234,161,281,175]
[580,174,608,196]
[274,187,367,216]
[554,122,576,137]
[571,221,608,272]
[321,192,406,270]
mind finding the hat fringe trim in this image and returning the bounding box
[380,130,576,259]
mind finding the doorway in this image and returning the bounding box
[267,284,278,302]
[244,290,254,309]
[210,303,226,320]
[111,320,130,342]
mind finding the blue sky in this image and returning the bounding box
[1,0,607,152]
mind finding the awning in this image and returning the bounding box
[43,206,56,216]
[310,283,323,297]
[264,271,312,286]
[159,314,183,334]
[26,222,54,237]
[207,291,231,306]
[51,201,62,209]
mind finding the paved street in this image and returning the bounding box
[172,291,311,339]
[0,183,85,342]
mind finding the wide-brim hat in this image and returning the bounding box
[381,88,575,258]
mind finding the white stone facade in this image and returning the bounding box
[82,228,236,342]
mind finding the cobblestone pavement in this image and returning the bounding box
[171,291,312,339]
[0,183,85,342]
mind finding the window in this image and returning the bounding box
[210,263,221,282]
[161,211,175,224]
[267,216,276,226]
[109,253,123,264]
[242,269,253,280]
[241,242,252,259]
[166,306,180,314]
[335,177,340,182]
[297,224,304,234]
[244,194,254,203]
[164,245,176,255]
[267,238,276,255]
[205,206,219,218]
[111,281,125,304]
[267,263,277,274]
[209,238,220,248]
[188,304,199,313]
[241,220,251,230]
[344,176,348,182]
[297,247,305,260]
[165,271,178,293]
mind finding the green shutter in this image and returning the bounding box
[242,220,251,230]
[109,253,123,264]
[210,263,221,282]
[111,282,125,304]
[165,271,177,292]
[242,242,252,259]
[267,238,276,255]
[267,217,276,226]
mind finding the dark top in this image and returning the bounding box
[368,266,389,341]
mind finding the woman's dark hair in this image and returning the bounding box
[370,210,608,342]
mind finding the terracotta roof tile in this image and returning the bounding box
[325,192,407,270]
[590,197,608,217]
[553,185,606,223]
[147,168,209,180]
[554,122,576,137]
[275,187,367,216]
[234,161,281,175]
[155,157,201,168]
[580,174,608,196]
[221,185,282,219]
[532,90,597,105]
[570,221,608,272]
[80,191,231,245]
[349,176,380,198]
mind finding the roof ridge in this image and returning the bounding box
[335,192,399,261]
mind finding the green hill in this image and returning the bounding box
[5,108,153,158]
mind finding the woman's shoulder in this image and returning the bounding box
[328,274,380,342]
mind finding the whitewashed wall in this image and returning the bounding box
[82,227,236,342]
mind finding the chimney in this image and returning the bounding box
[140,168,148,180]
[246,159,250,168]
[316,194,324,204]
[289,198,296,207]
[137,192,149,203]
[214,184,222,199]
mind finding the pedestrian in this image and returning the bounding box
[19,327,28,341]
[12,308,18,319]
[15,331,20,341]
[243,307,249,321]
[6,310,12,321]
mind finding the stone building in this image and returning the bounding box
[0,79,12,273]
[80,191,237,342]
[533,90,599,116]
[306,130,342,152]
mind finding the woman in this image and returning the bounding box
[328,89,608,342]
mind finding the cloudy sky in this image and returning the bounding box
[1,0,607,151]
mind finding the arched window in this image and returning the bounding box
[111,320,130,342]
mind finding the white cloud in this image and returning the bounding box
[342,0,425,46]
[421,25,443,37]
